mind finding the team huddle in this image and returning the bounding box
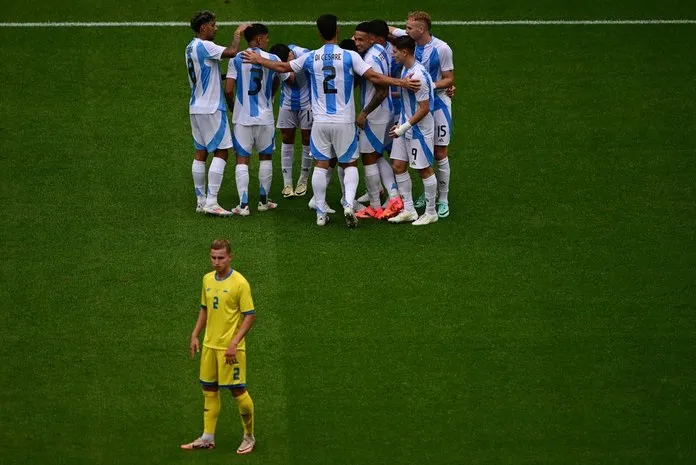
[186,11,454,227]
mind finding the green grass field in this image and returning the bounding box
[1,1,695,464]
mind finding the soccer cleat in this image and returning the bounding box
[203,204,233,217]
[414,193,426,209]
[308,197,336,214]
[180,437,215,450]
[344,207,358,229]
[413,212,439,225]
[232,205,251,216]
[294,181,308,196]
[258,200,278,212]
[196,202,206,214]
[355,206,384,219]
[381,197,404,220]
[436,201,450,218]
[387,210,418,223]
[356,191,370,203]
[236,435,256,455]
[385,196,404,214]
[316,214,330,226]
[282,185,295,198]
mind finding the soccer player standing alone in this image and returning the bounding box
[186,11,246,216]
[181,239,257,454]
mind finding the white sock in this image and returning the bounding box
[422,173,437,216]
[337,166,345,201]
[298,145,311,184]
[395,172,414,212]
[192,159,207,203]
[235,164,249,207]
[312,167,328,215]
[206,157,226,206]
[281,143,294,186]
[364,163,381,209]
[436,157,450,204]
[201,432,214,442]
[343,166,359,210]
[377,156,398,198]
[259,160,272,203]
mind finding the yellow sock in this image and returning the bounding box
[235,391,254,436]
[203,390,221,435]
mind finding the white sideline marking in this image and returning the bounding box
[0,20,695,27]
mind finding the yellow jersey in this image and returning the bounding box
[200,269,255,350]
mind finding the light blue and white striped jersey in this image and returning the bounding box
[289,44,371,123]
[186,38,227,114]
[227,48,287,126]
[399,61,434,140]
[360,44,393,123]
[392,30,454,107]
[385,41,403,117]
[279,45,312,111]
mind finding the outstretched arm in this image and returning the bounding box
[241,50,293,73]
[363,68,421,92]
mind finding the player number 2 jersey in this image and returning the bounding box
[200,270,255,351]
[186,38,227,114]
[290,44,371,123]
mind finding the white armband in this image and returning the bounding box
[394,121,412,137]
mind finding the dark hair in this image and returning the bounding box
[316,14,338,40]
[190,10,215,33]
[393,35,416,54]
[339,38,358,52]
[355,21,372,34]
[370,19,389,38]
[244,23,269,43]
[270,43,291,62]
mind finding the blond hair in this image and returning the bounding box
[407,11,432,31]
[210,238,232,254]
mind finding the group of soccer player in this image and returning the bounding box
[186,10,454,227]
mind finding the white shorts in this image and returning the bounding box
[277,108,313,130]
[390,134,434,170]
[310,122,358,163]
[358,121,390,154]
[190,111,233,152]
[233,124,275,156]
[433,99,452,146]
